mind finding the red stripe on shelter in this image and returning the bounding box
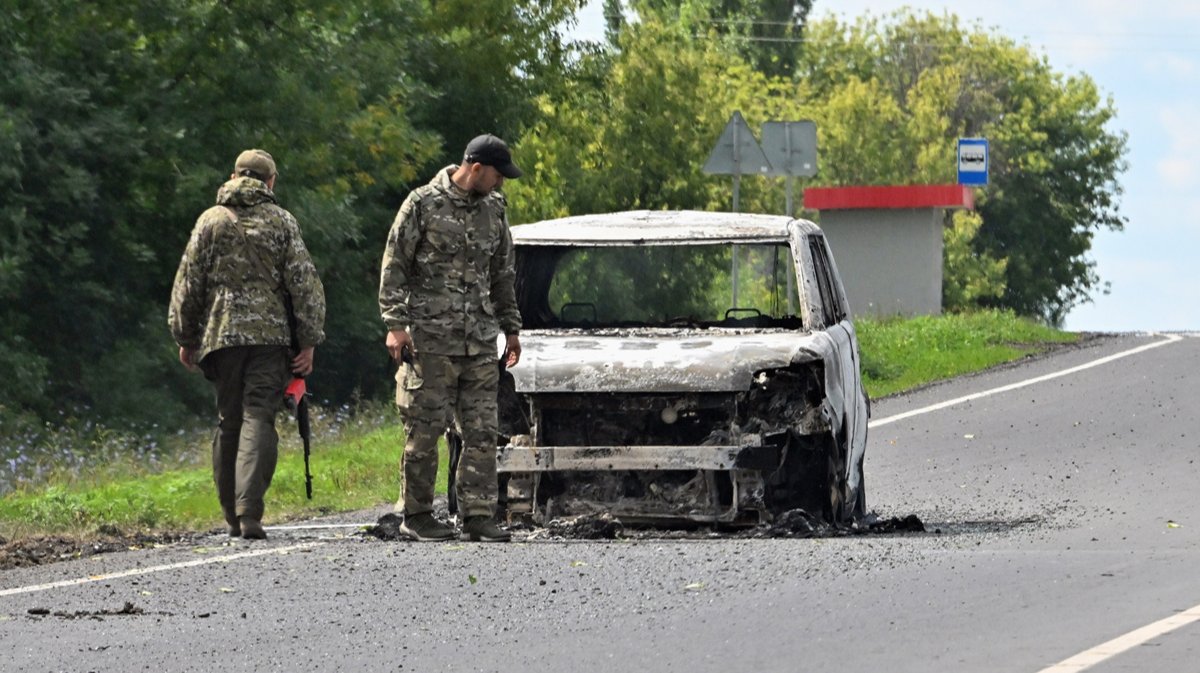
[803,185,974,211]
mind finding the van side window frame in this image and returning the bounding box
[808,236,848,326]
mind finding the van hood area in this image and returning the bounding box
[509,329,829,393]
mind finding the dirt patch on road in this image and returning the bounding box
[0,532,198,570]
[24,601,177,621]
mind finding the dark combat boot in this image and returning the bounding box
[238,516,267,540]
[224,509,241,537]
[462,516,511,542]
[399,512,458,541]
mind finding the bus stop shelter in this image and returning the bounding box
[802,185,975,318]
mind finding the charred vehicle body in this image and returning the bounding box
[494,211,869,525]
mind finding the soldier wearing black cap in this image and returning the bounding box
[378,134,523,542]
[463,134,523,179]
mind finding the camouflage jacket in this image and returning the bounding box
[379,166,521,357]
[169,177,326,361]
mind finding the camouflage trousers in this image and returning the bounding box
[201,345,289,522]
[395,352,499,519]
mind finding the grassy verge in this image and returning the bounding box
[1,309,1077,540]
[857,309,1078,398]
[0,407,450,540]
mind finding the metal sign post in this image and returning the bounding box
[760,120,817,315]
[703,111,772,307]
[732,122,741,212]
[761,120,818,217]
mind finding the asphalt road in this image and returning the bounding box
[1,332,1197,673]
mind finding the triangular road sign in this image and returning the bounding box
[703,111,773,176]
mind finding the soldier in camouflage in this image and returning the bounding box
[379,134,523,542]
[169,149,326,540]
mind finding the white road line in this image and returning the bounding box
[0,542,323,598]
[870,330,1187,672]
[1038,604,1200,672]
[869,333,1183,429]
[266,523,372,530]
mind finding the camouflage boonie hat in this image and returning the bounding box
[234,149,277,181]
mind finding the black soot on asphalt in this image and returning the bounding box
[362,510,925,541]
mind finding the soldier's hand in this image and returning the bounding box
[504,334,521,367]
[387,329,413,363]
[292,346,315,377]
[179,346,200,373]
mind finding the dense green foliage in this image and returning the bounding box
[636,0,814,77]
[1,1,1125,434]
[0,0,583,427]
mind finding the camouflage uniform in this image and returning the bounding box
[379,165,521,519]
[169,175,325,524]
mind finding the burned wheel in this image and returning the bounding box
[825,437,848,523]
[851,453,867,519]
[765,431,845,522]
[825,428,867,524]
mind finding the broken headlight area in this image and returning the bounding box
[497,363,846,526]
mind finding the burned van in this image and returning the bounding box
[495,210,869,525]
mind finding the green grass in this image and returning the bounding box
[0,309,1076,540]
[856,309,1078,398]
[0,409,451,539]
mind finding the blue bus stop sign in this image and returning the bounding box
[957,138,988,186]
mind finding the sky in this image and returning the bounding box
[570,1,1200,332]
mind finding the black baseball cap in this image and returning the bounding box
[463,134,522,179]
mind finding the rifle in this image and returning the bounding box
[282,269,311,498]
[446,431,464,516]
[284,376,313,499]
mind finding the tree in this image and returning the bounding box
[511,8,1123,323]
[604,0,626,45]
[507,5,805,221]
[943,210,1007,311]
[0,0,583,426]
[507,11,735,221]
[0,1,200,419]
[795,11,1127,323]
[406,0,585,154]
[635,0,813,76]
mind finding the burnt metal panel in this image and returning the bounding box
[496,443,780,472]
[511,210,822,246]
[733,443,784,470]
[510,331,824,393]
